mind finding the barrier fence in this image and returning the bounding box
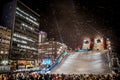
[38,51,68,74]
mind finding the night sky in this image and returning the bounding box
[1,0,119,52]
[20,0,120,30]
[0,0,16,29]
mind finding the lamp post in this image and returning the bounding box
[51,38,57,63]
[106,38,112,73]
[38,42,42,67]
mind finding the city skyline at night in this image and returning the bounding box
[0,0,120,52]
[21,0,119,51]
[0,0,120,75]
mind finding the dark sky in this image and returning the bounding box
[21,0,120,26]
[0,0,16,29]
[20,0,120,27]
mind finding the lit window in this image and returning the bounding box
[2,60,8,65]
[0,39,10,44]
[16,7,37,21]
[21,23,34,31]
[17,44,37,50]
[13,38,27,44]
[5,51,8,54]
[16,9,39,26]
[1,51,4,54]
[13,33,34,42]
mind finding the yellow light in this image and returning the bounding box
[109,47,111,50]
[107,41,111,44]
[108,44,111,47]
[1,51,4,54]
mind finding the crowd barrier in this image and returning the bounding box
[74,49,88,52]
[38,51,68,74]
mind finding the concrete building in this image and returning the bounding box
[39,31,47,43]
[0,0,40,71]
[0,26,12,73]
[38,41,67,66]
[11,1,40,69]
[0,0,16,73]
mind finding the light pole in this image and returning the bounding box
[38,42,44,67]
[107,48,112,73]
[50,38,54,63]
[106,38,112,73]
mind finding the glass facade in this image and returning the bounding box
[11,1,40,68]
[0,0,39,71]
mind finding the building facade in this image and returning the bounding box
[38,41,67,68]
[39,31,47,43]
[10,1,40,69]
[0,0,16,73]
[0,0,40,71]
[0,26,12,73]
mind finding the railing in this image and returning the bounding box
[13,67,41,73]
[74,49,88,52]
[38,51,68,74]
[0,65,11,74]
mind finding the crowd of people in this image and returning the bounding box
[0,72,120,80]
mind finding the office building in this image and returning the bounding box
[0,26,12,73]
[39,31,47,43]
[10,1,40,69]
[0,0,16,73]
